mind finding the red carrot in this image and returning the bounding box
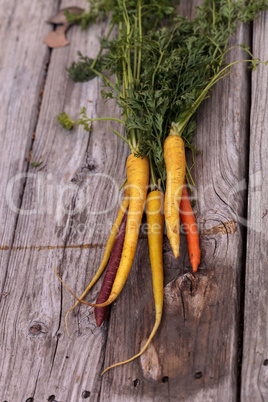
[94,209,128,326]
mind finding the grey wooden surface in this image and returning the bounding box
[0,1,267,401]
[241,11,268,402]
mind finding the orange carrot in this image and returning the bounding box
[180,183,200,272]
[164,124,186,258]
[101,190,164,374]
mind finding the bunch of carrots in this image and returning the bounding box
[56,119,199,374]
[56,0,268,374]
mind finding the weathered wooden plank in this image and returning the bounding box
[100,2,251,401]
[0,0,57,293]
[241,11,268,402]
[0,1,128,401]
[1,1,263,401]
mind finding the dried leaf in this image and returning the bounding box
[44,7,84,48]
[44,24,70,48]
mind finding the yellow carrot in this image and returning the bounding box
[64,184,129,336]
[91,153,149,306]
[107,154,149,301]
[164,124,186,258]
[60,154,149,309]
[101,190,164,374]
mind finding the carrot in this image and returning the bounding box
[55,154,149,309]
[64,184,129,336]
[101,189,164,374]
[55,154,149,312]
[180,183,200,272]
[83,153,149,308]
[94,209,128,326]
[64,154,149,309]
[164,126,186,258]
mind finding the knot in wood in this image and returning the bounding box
[71,158,102,185]
[179,276,192,292]
[178,273,198,295]
[29,324,42,335]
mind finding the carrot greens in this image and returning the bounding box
[64,0,179,30]
[59,0,268,189]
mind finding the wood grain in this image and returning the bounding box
[0,0,128,401]
[241,11,268,402]
[0,0,57,294]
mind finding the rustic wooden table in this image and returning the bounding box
[0,1,267,401]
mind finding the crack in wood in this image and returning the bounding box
[180,289,186,324]
[49,319,60,379]
[236,17,253,402]
[0,243,105,251]
[212,182,237,216]
[32,366,41,399]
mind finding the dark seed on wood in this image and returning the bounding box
[133,379,140,388]
[88,163,96,171]
[25,398,34,402]
[82,390,91,398]
[161,376,169,383]
[194,372,203,379]
[47,396,55,401]
[263,359,268,366]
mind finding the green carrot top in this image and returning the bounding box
[58,0,268,188]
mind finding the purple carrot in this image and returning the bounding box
[94,210,128,326]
